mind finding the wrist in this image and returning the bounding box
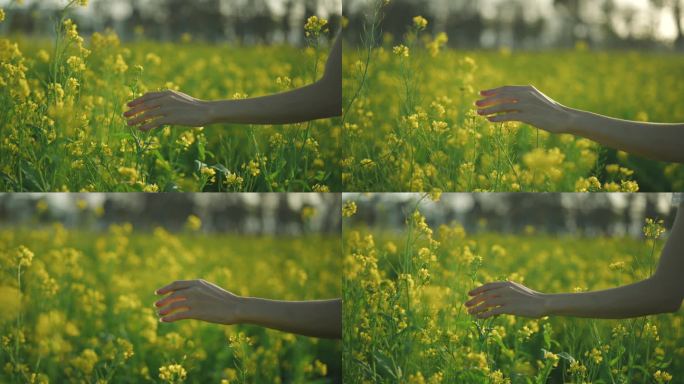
[201,100,219,125]
[540,293,556,316]
[230,295,251,324]
[558,105,581,135]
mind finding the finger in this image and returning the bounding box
[161,310,194,323]
[468,281,509,296]
[480,85,532,97]
[155,292,187,308]
[158,301,191,316]
[476,306,507,319]
[127,108,165,126]
[480,87,506,97]
[477,103,521,116]
[474,95,518,108]
[156,280,197,295]
[480,85,518,96]
[139,118,169,132]
[487,113,520,123]
[465,292,501,307]
[469,297,506,313]
[123,102,162,118]
[127,91,168,107]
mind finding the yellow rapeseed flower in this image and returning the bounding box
[654,370,673,383]
[159,363,187,382]
[185,214,202,231]
[413,16,428,30]
[16,245,34,268]
[304,16,329,38]
[342,201,357,218]
[393,45,409,57]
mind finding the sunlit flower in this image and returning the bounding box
[342,201,357,217]
[654,370,673,383]
[413,16,428,30]
[643,218,665,240]
[304,16,329,38]
[185,214,201,231]
[393,45,409,57]
[15,245,34,268]
[159,363,187,383]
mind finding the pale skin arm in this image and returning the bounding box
[154,279,342,339]
[475,85,684,163]
[466,202,684,319]
[124,34,342,131]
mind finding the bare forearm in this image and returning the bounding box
[237,297,342,339]
[205,34,341,125]
[544,278,681,318]
[205,79,340,125]
[546,206,684,318]
[564,107,684,163]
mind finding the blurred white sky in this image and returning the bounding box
[1,0,676,41]
[343,0,682,42]
[343,193,677,214]
[0,0,342,18]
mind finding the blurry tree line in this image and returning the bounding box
[346,193,679,237]
[1,0,342,44]
[344,0,684,50]
[0,193,342,235]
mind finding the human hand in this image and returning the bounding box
[475,85,574,133]
[124,90,212,131]
[465,281,549,319]
[154,279,244,324]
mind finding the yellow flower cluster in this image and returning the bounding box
[158,363,186,383]
[393,44,410,57]
[413,16,428,30]
[643,218,666,240]
[184,214,202,231]
[342,200,357,217]
[15,245,34,267]
[304,16,329,38]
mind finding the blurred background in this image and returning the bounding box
[343,193,680,236]
[0,0,342,44]
[0,193,342,235]
[345,0,684,50]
